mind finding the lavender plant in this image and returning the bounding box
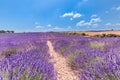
[0,33,57,80]
[52,34,120,80]
[53,40,71,55]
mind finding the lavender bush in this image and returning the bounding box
[52,34,120,80]
[1,32,120,80]
[0,33,57,80]
[53,40,71,55]
[0,49,57,80]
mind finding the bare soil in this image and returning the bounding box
[47,41,79,80]
[68,30,120,36]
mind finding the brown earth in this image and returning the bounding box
[47,41,79,80]
[67,30,120,36]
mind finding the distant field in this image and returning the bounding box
[67,30,120,36]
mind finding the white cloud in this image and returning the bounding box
[61,12,74,18]
[105,23,112,26]
[61,12,82,20]
[35,25,44,29]
[76,20,91,27]
[47,24,52,27]
[35,22,40,25]
[112,6,120,11]
[116,23,120,26]
[105,22,120,27]
[90,17,101,23]
[70,18,73,21]
[76,17,101,27]
[73,13,82,18]
[35,24,72,32]
[91,14,97,18]
[52,26,64,31]
[116,6,120,11]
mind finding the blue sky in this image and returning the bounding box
[0,0,120,32]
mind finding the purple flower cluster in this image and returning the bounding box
[0,33,57,80]
[52,34,120,80]
[0,48,57,80]
[53,40,71,55]
[1,32,120,80]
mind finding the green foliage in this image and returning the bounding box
[19,67,44,80]
[62,32,88,36]
[94,33,120,38]
[67,52,79,67]
[80,33,87,36]
[0,30,14,33]
[88,42,105,49]
[66,50,82,67]
[1,65,44,80]
[59,46,69,55]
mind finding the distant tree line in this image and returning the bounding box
[0,30,14,33]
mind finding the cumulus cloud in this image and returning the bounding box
[35,25,44,29]
[112,6,120,11]
[90,17,101,23]
[35,22,45,29]
[35,23,73,31]
[76,17,101,27]
[47,24,52,27]
[61,12,82,20]
[105,23,112,26]
[105,22,120,27]
[61,12,74,17]
[116,6,120,11]
[73,13,82,18]
[76,20,91,27]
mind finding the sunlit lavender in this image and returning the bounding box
[52,34,120,80]
[0,33,57,80]
[0,33,120,80]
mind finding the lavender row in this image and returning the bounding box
[0,33,57,80]
[52,35,120,80]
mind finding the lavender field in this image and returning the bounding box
[0,33,120,80]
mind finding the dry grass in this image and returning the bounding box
[47,41,79,80]
[67,30,120,36]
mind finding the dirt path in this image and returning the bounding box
[47,41,79,80]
